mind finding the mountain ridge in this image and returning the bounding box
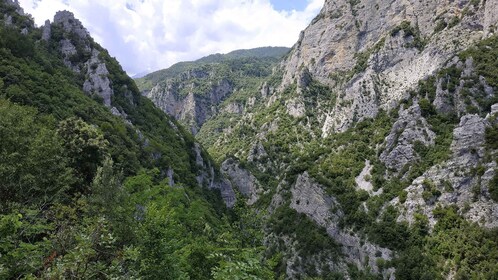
[141,0,498,278]
[2,0,498,279]
[136,46,289,134]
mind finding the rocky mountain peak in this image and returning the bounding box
[53,10,89,39]
[4,0,23,14]
[48,11,117,108]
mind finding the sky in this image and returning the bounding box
[18,0,323,75]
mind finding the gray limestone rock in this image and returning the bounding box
[42,20,51,41]
[290,173,392,273]
[380,103,436,171]
[280,0,498,134]
[192,144,236,207]
[83,50,113,107]
[221,158,261,205]
[451,114,488,160]
[396,114,498,228]
[54,11,89,40]
[222,102,244,114]
[145,78,233,134]
[491,103,498,115]
[247,142,267,162]
[286,98,306,118]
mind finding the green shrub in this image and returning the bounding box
[419,99,436,117]
[490,172,498,202]
[399,190,408,204]
[486,124,498,150]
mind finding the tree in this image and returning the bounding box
[57,117,109,187]
[0,100,73,209]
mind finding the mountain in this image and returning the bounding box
[2,0,498,278]
[136,46,289,134]
[0,1,278,279]
[143,0,498,279]
[196,47,291,63]
[131,70,150,79]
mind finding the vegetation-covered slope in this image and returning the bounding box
[3,0,498,279]
[0,1,274,278]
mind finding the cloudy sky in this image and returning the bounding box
[19,0,323,75]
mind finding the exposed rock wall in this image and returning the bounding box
[194,143,237,207]
[290,173,393,274]
[145,78,233,134]
[221,158,261,205]
[380,103,436,170]
[83,49,113,107]
[279,0,498,134]
[396,112,498,228]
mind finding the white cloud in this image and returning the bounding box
[19,0,323,75]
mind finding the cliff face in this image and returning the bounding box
[281,0,498,134]
[145,73,233,134]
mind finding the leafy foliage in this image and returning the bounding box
[0,7,274,279]
[0,100,74,209]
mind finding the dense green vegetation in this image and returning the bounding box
[392,206,498,280]
[0,4,274,279]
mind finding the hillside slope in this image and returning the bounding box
[143,0,498,279]
[0,1,275,279]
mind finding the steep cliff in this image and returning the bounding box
[281,0,498,135]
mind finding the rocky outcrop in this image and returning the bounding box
[380,103,436,171]
[286,98,306,118]
[484,0,498,37]
[83,49,113,107]
[194,144,236,207]
[279,0,498,134]
[355,160,383,196]
[4,0,24,15]
[53,11,88,39]
[49,11,121,110]
[290,173,393,274]
[397,113,498,228]
[247,142,267,162]
[221,158,261,205]
[41,20,51,41]
[145,78,233,134]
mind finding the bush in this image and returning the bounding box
[399,190,408,204]
[485,124,498,150]
[490,172,498,202]
[419,99,436,117]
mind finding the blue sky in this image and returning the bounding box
[270,0,309,11]
[20,0,323,75]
